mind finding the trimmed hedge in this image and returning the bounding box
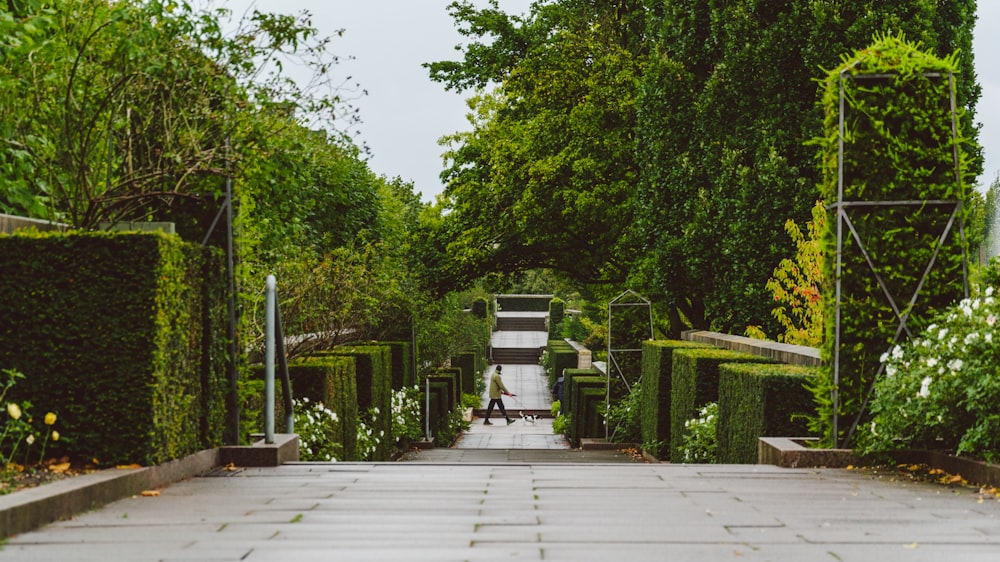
[670,348,776,462]
[565,372,606,447]
[471,297,489,319]
[0,232,227,466]
[326,345,393,461]
[546,339,578,388]
[426,381,450,434]
[578,387,606,442]
[427,369,460,411]
[548,298,565,339]
[640,340,713,460]
[450,351,478,396]
[381,341,413,390]
[717,363,818,464]
[285,356,358,460]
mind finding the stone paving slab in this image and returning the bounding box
[3,461,1000,561]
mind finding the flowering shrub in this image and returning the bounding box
[678,402,717,463]
[356,413,380,460]
[857,287,1000,462]
[392,387,424,442]
[0,368,62,478]
[293,397,343,462]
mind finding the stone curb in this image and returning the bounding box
[0,433,299,539]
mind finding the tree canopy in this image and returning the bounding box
[428,0,982,338]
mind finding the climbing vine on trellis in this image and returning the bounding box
[811,33,976,447]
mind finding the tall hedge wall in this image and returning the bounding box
[640,340,713,460]
[450,351,478,396]
[327,345,393,461]
[717,363,817,464]
[285,356,358,460]
[670,348,775,462]
[381,341,414,389]
[0,232,227,466]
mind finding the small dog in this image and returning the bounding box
[520,412,538,424]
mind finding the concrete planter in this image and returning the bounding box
[759,437,1000,488]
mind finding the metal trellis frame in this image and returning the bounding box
[831,70,969,448]
[605,290,654,440]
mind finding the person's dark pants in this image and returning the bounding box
[485,398,508,421]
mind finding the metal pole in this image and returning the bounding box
[832,71,847,447]
[275,290,294,434]
[265,274,276,444]
[425,374,431,440]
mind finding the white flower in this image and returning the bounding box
[880,351,890,363]
[938,328,949,340]
[964,332,979,345]
[947,358,963,372]
[892,345,904,360]
[917,376,932,399]
[925,357,938,368]
[987,286,995,297]
[987,333,994,344]
[987,314,996,327]
[886,364,897,377]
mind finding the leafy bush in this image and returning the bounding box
[857,287,1000,462]
[678,402,718,464]
[552,414,569,436]
[605,383,642,443]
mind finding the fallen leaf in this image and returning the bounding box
[947,474,964,484]
[904,542,919,549]
[116,464,142,469]
[140,490,160,497]
[49,462,71,473]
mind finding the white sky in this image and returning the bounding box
[231,1,1000,203]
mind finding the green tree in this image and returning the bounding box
[633,0,980,338]
[428,0,648,290]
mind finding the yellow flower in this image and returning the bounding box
[44,412,57,426]
[51,431,59,441]
[7,403,21,420]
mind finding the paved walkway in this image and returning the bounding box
[5,318,1000,560]
[4,460,1000,561]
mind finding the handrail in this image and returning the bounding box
[264,275,294,444]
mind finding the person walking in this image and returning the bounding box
[484,365,516,425]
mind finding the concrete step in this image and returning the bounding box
[491,347,542,364]
[496,317,547,331]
